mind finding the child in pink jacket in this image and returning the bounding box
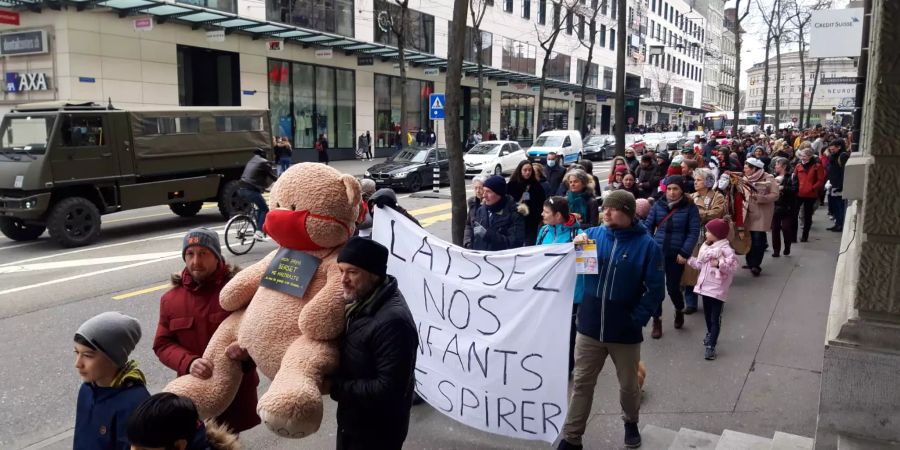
[687,218,739,360]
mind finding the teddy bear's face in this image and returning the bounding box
[265,163,362,251]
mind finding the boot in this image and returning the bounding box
[651,318,662,339]
[557,439,583,450]
[674,310,684,329]
[624,421,642,448]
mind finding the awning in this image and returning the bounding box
[642,101,706,115]
[10,0,628,100]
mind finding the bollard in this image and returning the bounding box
[433,166,440,193]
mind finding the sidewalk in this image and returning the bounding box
[329,157,387,177]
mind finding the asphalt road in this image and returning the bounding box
[0,158,841,450]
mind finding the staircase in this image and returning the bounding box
[640,424,814,450]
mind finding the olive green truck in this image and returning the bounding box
[0,102,271,247]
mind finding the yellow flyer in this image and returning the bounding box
[575,241,598,275]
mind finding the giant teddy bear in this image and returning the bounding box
[166,162,363,438]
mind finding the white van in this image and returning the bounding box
[526,130,584,165]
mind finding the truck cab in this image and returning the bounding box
[0,102,271,247]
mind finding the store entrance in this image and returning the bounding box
[177,45,240,106]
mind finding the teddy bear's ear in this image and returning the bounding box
[341,174,362,206]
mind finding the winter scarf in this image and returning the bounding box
[567,190,590,220]
[110,360,146,388]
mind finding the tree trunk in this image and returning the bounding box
[537,51,552,133]
[579,19,597,137]
[446,0,469,245]
[798,41,807,128]
[615,0,626,155]
[760,33,772,130]
[397,4,409,148]
[806,58,821,127]
[774,35,782,126]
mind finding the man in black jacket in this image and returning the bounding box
[330,237,418,450]
[239,148,277,240]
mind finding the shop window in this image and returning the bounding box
[177,45,240,107]
[373,0,435,54]
[215,116,263,132]
[539,98,569,131]
[141,117,200,136]
[373,74,434,148]
[267,0,354,37]
[61,115,104,147]
[500,92,535,143]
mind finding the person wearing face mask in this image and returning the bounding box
[642,175,701,338]
[467,175,525,251]
[543,152,567,196]
[791,148,825,242]
[742,158,780,276]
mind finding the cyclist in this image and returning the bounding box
[239,148,277,241]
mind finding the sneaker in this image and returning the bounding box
[557,439,583,450]
[684,306,698,315]
[254,231,268,241]
[624,422,642,448]
[651,318,662,339]
[705,346,717,360]
[674,310,685,329]
[703,333,711,346]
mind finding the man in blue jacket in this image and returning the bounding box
[558,191,665,450]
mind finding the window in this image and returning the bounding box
[651,0,656,10]
[453,26,493,65]
[538,0,546,24]
[501,37,537,74]
[374,74,434,148]
[373,0,435,53]
[578,15,585,39]
[600,25,606,47]
[266,0,352,36]
[609,28,615,50]
[179,0,235,14]
[141,117,200,135]
[603,66,613,90]
[500,92,535,142]
[545,52,570,82]
[539,98,569,131]
[566,10,573,35]
[576,59,599,87]
[504,0,513,12]
[61,115,104,146]
[522,0,530,18]
[610,0,616,18]
[601,0,608,15]
[215,116,263,132]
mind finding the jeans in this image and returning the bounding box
[561,333,642,446]
[654,254,686,318]
[239,188,268,233]
[745,231,768,269]
[277,157,292,176]
[798,197,817,240]
[702,296,725,347]
[829,194,847,229]
[771,209,794,254]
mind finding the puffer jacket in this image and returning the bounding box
[467,195,525,251]
[536,215,584,304]
[687,239,739,301]
[642,195,701,258]
[793,159,826,198]
[578,222,665,344]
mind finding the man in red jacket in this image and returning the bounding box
[793,148,826,242]
[153,228,260,433]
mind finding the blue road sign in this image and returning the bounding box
[755,112,762,120]
[429,93,445,120]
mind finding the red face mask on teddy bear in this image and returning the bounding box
[263,201,368,251]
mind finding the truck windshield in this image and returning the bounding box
[533,136,563,147]
[0,115,54,156]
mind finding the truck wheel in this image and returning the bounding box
[170,201,203,217]
[0,217,46,241]
[47,197,101,248]
[218,180,250,219]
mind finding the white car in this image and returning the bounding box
[642,133,665,152]
[464,140,526,177]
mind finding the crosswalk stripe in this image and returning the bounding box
[409,203,452,216]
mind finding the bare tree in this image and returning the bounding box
[757,0,778,130]
[378,0,412,147]
[574,0,609,136]
[730,0,752,137]
[534,0,574,133]
[470,0,489,134]
[806,57,822,126]
[645,65,676,125]
[446,0,469,245]
[788,0,831,128]
[614,0,626,156]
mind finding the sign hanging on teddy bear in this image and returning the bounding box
[259,248,321,297]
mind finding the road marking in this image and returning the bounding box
[0,241,43,251]
[409,203,452,216]
[420,212,453,227]
[0,251,180,274]
[113,282,171,300]
[103,202,219,224]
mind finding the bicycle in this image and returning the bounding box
[224,202,259,256]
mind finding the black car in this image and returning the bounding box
[365,146,450,192]
[582,134,613,161]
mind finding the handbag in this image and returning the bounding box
[727,216,751,255]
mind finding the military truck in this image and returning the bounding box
[0,102,271,247]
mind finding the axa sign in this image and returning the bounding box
[5,72,49,92]
[810,8,863,58]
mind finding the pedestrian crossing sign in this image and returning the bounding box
[429,93,445,119]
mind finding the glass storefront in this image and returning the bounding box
[374,74,434,148]
[539,98,569,132]
[465,88,491,135]
[268,59,355,150]
[575,101,597,133]
[500,92,534,144]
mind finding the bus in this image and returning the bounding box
[703,111,773,136]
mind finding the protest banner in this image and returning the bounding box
[372,207,575,443]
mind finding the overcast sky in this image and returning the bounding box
[725,0,850,89]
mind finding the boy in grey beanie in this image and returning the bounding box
[73,311,149,450]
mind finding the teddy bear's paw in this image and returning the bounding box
[259,408,319,439]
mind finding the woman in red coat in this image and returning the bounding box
[154,228,260,433]
[792,148,826,242]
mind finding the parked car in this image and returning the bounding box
[662,131,684,150]
[624,134,647,154]
[365,146,449,192]
[641,132,665,153]
[582,134,613,161]
[463,140,526,177]
[526,130,584,165]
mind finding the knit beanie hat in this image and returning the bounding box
[635,198,651,219]
[601,190,636,218]
[483,175,507,197]
[706,218,730,240]
[182,228,223,262]
[338,237,388,278]
[666,175,686,191]
[75,312,142,368]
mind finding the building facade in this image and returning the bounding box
[744,50,857,125]
[0,0,705,159]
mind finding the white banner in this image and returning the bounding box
[809,8,864,58]
[372,207,574,443]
